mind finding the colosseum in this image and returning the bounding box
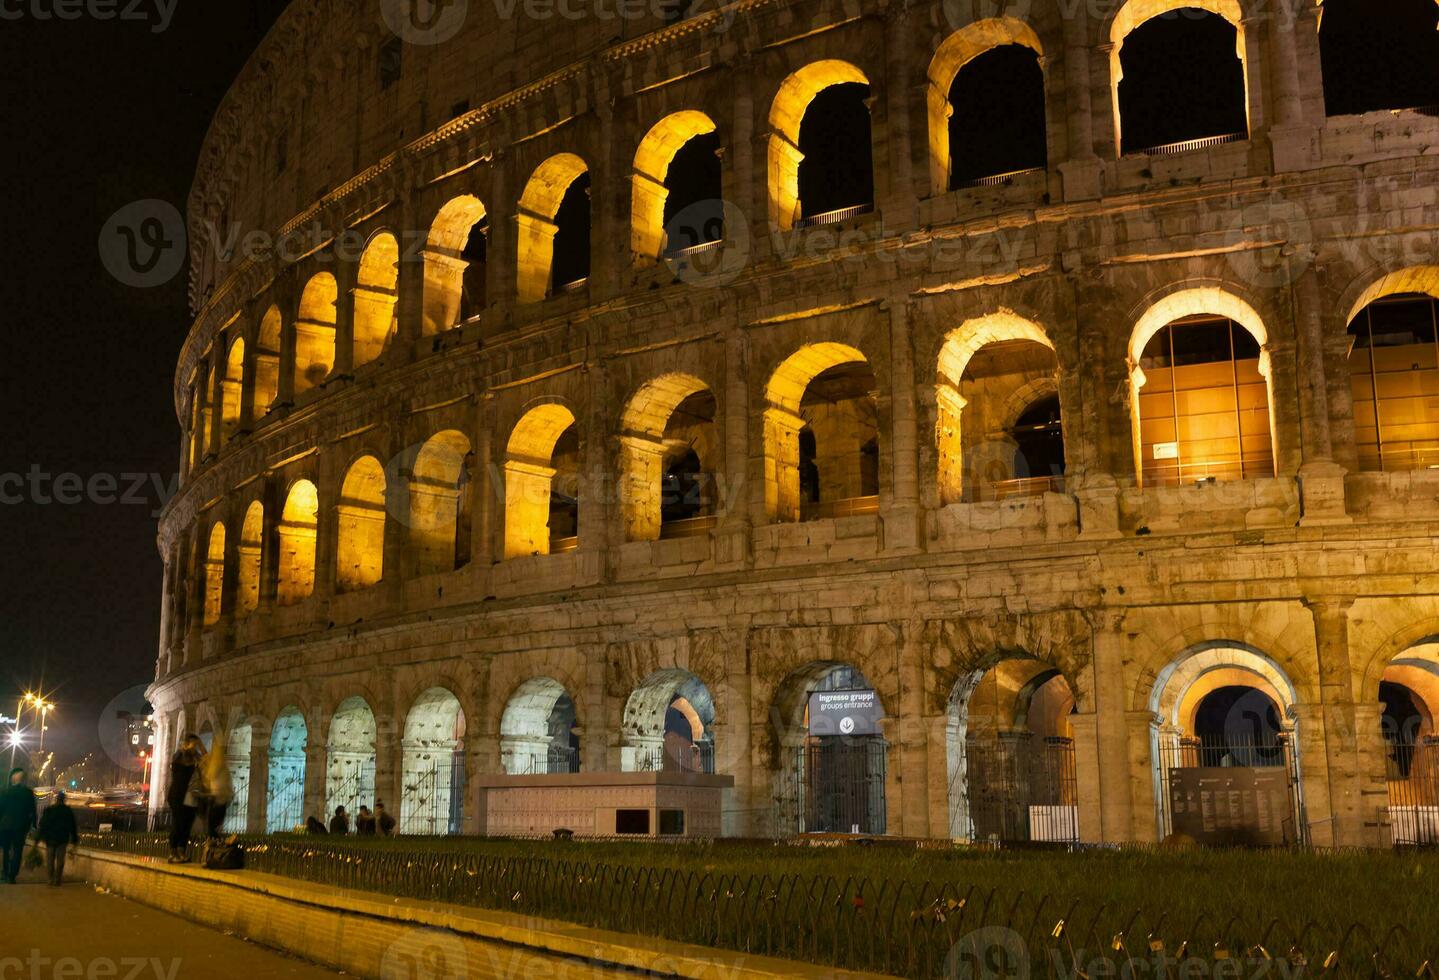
[147,0,1439,849]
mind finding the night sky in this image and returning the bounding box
[1,2,288,769]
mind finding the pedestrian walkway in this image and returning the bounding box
[0,869,339,978]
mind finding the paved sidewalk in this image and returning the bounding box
[0,869,341,979]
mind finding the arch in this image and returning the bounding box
[294,273,337,395]
[1370,641,1439,843]
[202,521,225,627]
[516,154,589,303]
[410,430,473,576]
[423,195,488,334]
[265,706,308,833]
[926,18,1046,193]
[620,668,716,773]
[325,695,377,821]
[335,456,386,592]
[1107,0,1249,154]
[620,374,719,541]
[1344,266,1439,328]
[221,722,252,834]
[632,110,721,260]
[353,232,400,367]
[500,677,580,775]
[221,337,244,444]
[277,479,318,606]
[767,60,871,230]
[1127,288,1275,486]
[1344,283,1439,471]
[236,500,263,618]
[763,343,877,523]
[253,305,281,416]
[400,687,466,835]
[503,403,580,558]
[1318,0,1439,117]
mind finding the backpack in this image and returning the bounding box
[202,837,245,870]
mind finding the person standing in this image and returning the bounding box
[355,805,376,835]
[0,768,37,883]
[201,739,234,838]
[166,734,203,863]
[328,806,349,835]
[36,790,79,886]
[375,800,396,837]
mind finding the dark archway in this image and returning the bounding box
[1117,10,1248,152]
[663,131,723,253]
[947,44,1047,186]
[797,83,874,220]
[550,172,591,291]
[1319,0,1439,117]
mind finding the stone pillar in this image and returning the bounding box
[331,262,357,380]
[1292,264,1350,523]
[1238,18,1267,137]
[880,3,916,224]
[1303,596,1377,847]
[256,476,281,614]
[247,728,270,833]
[276,299,298,408]
[418,251,467,336]
[1354,702,1392,845]
[618,435,667,542]
[381,436,408,606]
[714,329,751,567]
[1071,281,1123,534]
[205,352,224,458]
[761,406,805,523]
[580,645,609,773]
[896,621,930,837]
[184,527,204,665]
[884,302,922,552]
[471,403,495,567]
[1263,10,1314,171]
[486,149,511,326]
[1059,6,1102,201]
[302,734,326,828]
[1091,622,1144,841]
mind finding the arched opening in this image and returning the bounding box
[253,305,281,416]
[353,232,399,367]
[936,315,1062,503]
[516,155,589,303]
[277,479,318,606]
[294,273,337,396]
[325,696,377,824]
[335,456,386,592]
[236,501,262,619]
[1148,645,1306,845]
[771,662,887,836]
[1345,291,1439,471]
[947,660,1078,842]
[1129,291,1274,487]
[410,430,472,576]
[221,337,244,445]
[201,363,216,452]
[221,723,252,834]
[202,522,225,627]
[1377,644,1439,844]
[422,195,488,334]
[400,688,466,835]
[500,677,580,775]
[1319,0,1439,117]
[187,373,203,472]
[503,404,580,558]
[1110,2,1249,154]
[632,111,723,261]
[620,375,720,541]
[764,343,879,523]
[927,19,1047,193]
[621,669,716,773]
[266,707,307,833]
[768,61,873,231]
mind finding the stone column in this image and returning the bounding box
[302,733,327,828]
[884,302,923,552]
[896,621,930,837]
[247,728,270,833]
[580,645,610,773]
[1059,5,1102,201]
[331,261,357,381]
[486,148,512,326]
[276,299,298,408]
[184,527,204,665]
[880,3,916,224]
[1071,280,1123,534]
[1303,596,1377,847]
[381,434,408,606]
[257,476,281,615]
[206,352,224,459]
[714,329,751,567]
[1292,263,1350,523]
[618,435,667,543]
[471,402,495,568]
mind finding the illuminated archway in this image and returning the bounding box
[763,343,878,522]
[1128,288,1274,486]
[236,501,262,618]
[202,521,225,627]
[767,60,871,230]
[926,18,1046,192]
[619,374,719,541]
[1108,0,1250,154]
[353,232,399,367]
[277,479,318,606]
[221,337,244,444]
[325,696,377,822]
[631,111,721,260]
[400,687,466,835]
[500,677,580,774]
[423,195,488,334]
[516,154,589,303]
[410,430,472,576]
[1374,641,1439,844]
[621,668,716,773]
[265,706,307,833]
[336,456,386,592]
[253,305,281,415]
[294,273,337,395]
[503,403,579,558]
[221,723,252,834]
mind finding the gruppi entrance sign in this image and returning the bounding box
[808,689,884,737]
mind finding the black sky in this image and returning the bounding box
[1,1,288,769]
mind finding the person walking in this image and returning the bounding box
[36,790,79,886]
[0,768,37,883]
[166,734,203,863]
[328,806,349,835]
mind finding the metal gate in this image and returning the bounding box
[1386,735,1439,846]
[221,766,250,834]
[1158,733,1307,845]
[786,737,887,835]
[966,733,1078,843]
[266,769,304,833]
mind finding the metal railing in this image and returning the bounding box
[1130,132,1245,157]
[951,166,1046,190]
[658,514,718,539]
[77,833,1438,977]
[794,203,873,229]
[800,495,880,522]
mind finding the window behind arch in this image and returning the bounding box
[550,173,591,292]
[948,45,1048,187]
[797,83,873,221]
[1319,0,1439,117]
[1347,294,1439,471]
[1117,10,1247,153]
[663,132,723,254]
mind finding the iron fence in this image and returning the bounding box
[77,832,1437,977]
[966,734,1079,845]
[1386,736,1439,847]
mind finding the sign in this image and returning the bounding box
[1168,766,1292,846]
[808,689,884,737]
[1153,441,1179,460]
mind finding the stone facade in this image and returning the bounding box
[150,0,1439,847]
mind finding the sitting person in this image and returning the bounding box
[305,815,328,835]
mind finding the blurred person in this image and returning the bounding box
[305,815,328,834]
[167,734,204,863]
[201,739,234,838]
[328,805,349,835]
[375,800,396,837]
[0,768,37,883]
[36,790,79,886]
[355,805,376,835]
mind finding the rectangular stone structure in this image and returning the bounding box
[474,771,735,838]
